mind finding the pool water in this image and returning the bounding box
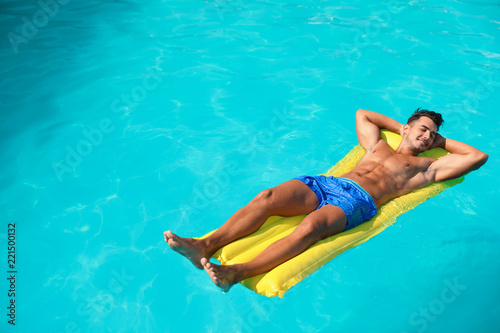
[1,0,499,332]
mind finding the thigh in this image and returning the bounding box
[253,179,320,217]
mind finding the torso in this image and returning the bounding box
[341,139,436,206]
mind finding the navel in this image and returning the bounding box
[405,163,410,167]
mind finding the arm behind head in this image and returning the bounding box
[356,109,403,151]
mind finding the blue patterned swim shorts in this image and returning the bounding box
[294,175,378,231]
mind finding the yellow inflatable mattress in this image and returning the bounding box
[201,130,464,297]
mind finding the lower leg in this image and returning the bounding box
[200,233,313,293]
[165,179,319,269]
[202,205,348,291]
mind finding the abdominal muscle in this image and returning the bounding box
[341,164,403,207]
[339,142,435,206]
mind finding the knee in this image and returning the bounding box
[294,209,346,243]
[293,219,323,242]
[250,188,275,209]
[251,188,274,207]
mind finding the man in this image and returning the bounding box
[164,108,488,292]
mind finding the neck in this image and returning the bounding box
[395,143,420,156]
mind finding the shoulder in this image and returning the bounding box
[370,138,395,153]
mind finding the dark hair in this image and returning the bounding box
[407,108,444,131]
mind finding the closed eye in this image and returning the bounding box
[420,126,436,139]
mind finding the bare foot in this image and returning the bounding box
[164,230,210,269]
[201,257,240,293]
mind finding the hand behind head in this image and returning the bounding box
[428,133,445,150]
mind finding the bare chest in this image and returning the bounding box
[361,143,433,178]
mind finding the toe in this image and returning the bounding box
[200,258,210,269]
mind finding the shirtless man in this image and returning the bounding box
[164,109,488,292]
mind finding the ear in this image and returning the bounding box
[401,124,410,137]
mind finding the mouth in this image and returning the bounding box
[417,138,427,147]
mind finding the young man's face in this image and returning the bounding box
[403,116,438,152]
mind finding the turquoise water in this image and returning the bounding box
[1,0,499,332]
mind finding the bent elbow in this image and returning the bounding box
[479,152,489,166]
[473,151,488,169]
[356,108,368,116]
